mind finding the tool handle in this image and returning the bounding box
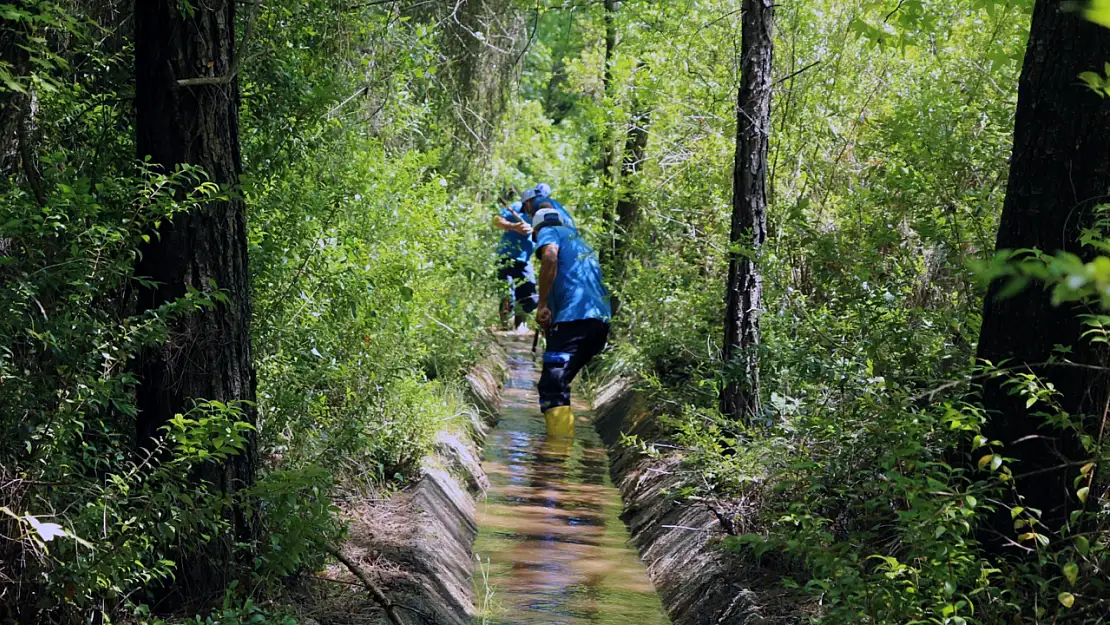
[531,329,540,352]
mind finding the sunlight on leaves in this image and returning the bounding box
[1085,0,1110,28]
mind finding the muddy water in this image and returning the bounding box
[473,336,669,625]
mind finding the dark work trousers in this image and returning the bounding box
[538,319,610,411]
[497,259,538,323]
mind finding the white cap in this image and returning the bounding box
[534,183,552,198]
[532,207,564,230]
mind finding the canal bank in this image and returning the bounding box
[593,378,775,625]
[313,333,772,625]
[473,335,668,625]
[308,337,507,625]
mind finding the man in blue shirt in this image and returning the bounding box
[492,190,537,332]
[521,183,576,231]
[531,207,611,437]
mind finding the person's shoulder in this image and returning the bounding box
[535,226,564,248]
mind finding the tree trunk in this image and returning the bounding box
[602,0,617,93]
[134,0,258,602]
[976,0,1110,547]
[597,0,618,182]
[0,1,46,208]
[613,82,650,271]
[720,0,773,422]
[1,1,30,179]
[597,0,619,263]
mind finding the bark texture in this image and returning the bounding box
[433,0,526,175]
[596,0,619,180]
[977,0,1110,544]
[720,0,773,422]
[613,84,650,270]
[602,0,617,92]
[134,0,257,601]
[0,3,25,165]
[0,0,36,196]
[597,0,620,263]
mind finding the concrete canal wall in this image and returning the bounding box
[593,378,773,625]
[323,340,506,625]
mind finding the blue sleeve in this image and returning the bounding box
[499,207,516,222]
[534,227,559,258]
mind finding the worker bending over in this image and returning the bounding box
[492,190,537,333]
[521,183,576,232]
[531,206,612,437]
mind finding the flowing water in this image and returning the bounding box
[473,335,669,625]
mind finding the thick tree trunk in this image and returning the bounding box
[977,0,1110,547]
[720,0,773,422]
[134,0,257,601]
[1,2,30,179]
[0,2,45,208]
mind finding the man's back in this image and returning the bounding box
[536,197,576,232]
[535,225,610,324]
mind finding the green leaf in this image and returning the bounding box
[1077,486,1089,504]
[1058,592,1075,609]
[996,276,1029,300]
[1079,71,1103,91]
[1063,561,1079,585]
[1085,0,1110,28]
[1076,535,1091,556]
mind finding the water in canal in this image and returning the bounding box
[473,335,669,625]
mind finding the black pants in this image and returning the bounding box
[538,319,610,411]
[497,259,538,321]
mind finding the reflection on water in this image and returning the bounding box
[474,336,669,625]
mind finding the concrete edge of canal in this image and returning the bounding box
[326,338,508,625]
[593,377,773,625]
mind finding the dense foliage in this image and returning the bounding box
[1,0,513,621]
[2,0,1109,623]
[506,0,1108,623]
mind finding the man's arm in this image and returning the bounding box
[536,243,559,329]
[493,213,532,235]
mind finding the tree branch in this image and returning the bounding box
[773,59,822,88]
[912,361,1110,402]
[176,0,262,88]
[323,545,405,625]
[884,0,908,23]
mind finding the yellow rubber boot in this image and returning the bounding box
[543,405,575,438]
[541,434,573,458]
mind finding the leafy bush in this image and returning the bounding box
[1,0,509,620]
